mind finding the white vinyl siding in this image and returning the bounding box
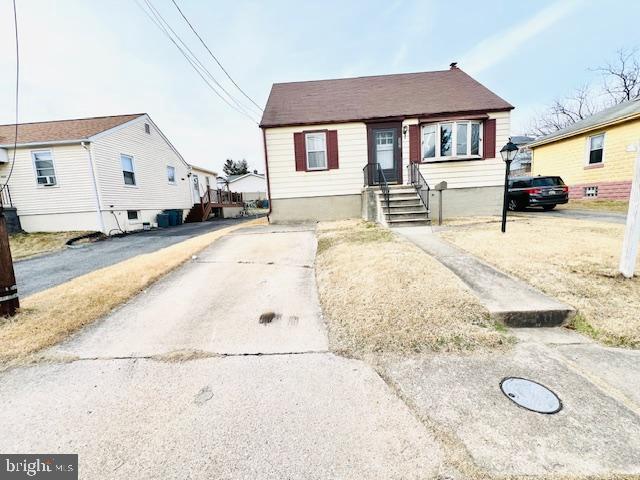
[0,144,96,215]
[91,117,192,211]
[265,122,367,200]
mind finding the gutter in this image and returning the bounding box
[528,112,640,149]
[261,127,272,221]
[81,141,106,233]
[0,139,88,149]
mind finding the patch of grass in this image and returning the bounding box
[9,231,92,260]
[315,220,514,355]
[442,216,640,348]
[0,218,266,369]
[559,199,628,213]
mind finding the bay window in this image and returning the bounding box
[422,120,483,161]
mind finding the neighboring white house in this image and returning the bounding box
[260,64,514,224]
[227,172,267,201]
[189,165,217,204]
[0,113,200,234]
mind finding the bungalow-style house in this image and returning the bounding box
[226,172,268,201]
[529,98,640,200]
[0,113,238,234]
[260,64,514,224]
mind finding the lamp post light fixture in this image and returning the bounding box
[500,139,519,233]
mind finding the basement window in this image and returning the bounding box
[127,210,139,220]
[584,186,598,198]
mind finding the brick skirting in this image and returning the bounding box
[568,180,632,200]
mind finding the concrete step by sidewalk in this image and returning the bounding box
[394,226,575,327]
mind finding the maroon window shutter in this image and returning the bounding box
[409,125,420,163]
[327,130,339,169]
[293,132,306,171]
[483,119,496,159]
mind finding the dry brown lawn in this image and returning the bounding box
[315,220,513,355]
[9,231,92,260]
[559,199,629,213]
[0,218,266,369]
[441,216,640,347]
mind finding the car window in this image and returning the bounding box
[532,177,564,187]
[511,180,530,188]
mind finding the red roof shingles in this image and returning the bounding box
[0,114,145,146]
[260,68,513,128]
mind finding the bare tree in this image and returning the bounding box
[594,47,640,103]
[530,84,597,136]
[530,47,640,136]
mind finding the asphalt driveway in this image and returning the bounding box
[517,207,626,224]
[14,217,253,297]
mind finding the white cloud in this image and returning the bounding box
[459,0,582,75]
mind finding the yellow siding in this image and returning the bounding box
[531,118,640,184]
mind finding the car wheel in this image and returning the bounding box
[508,199,519,211]
[542,204,556,211]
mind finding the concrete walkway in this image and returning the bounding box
[381,327,640,477]
[395,226,575,327]
[0,224,443,479]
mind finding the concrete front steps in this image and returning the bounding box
[377,185,431,227]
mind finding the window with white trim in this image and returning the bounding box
[32,150,57,186]
[584,186,598,198]
[121,154,136,185]
[305,132,327,170]
[167,165,176,184]
[588,134,604,164]
[422,121,482,161]
[127,210,139,220]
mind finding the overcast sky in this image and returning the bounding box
[0,0,638,175]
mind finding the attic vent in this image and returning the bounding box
[144,123,151,134]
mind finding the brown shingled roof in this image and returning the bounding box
[0,113,145,146]
[260,68,513,127]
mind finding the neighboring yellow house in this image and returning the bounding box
[529,98,640,200]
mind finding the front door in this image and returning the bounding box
[368,123,401,184]
[192,174,200,204]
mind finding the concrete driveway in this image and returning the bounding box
[15,217,253,297]
[516,207,626,224]
[0,224,443,479]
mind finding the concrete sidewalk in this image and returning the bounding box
[395,226,575,327]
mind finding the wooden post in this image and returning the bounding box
[620,141,640,278]
[0,209,19,316]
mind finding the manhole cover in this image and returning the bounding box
[500,377,562,414]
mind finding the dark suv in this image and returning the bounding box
[508,176,569,211]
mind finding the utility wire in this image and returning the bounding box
[0,0,19,202]
[170,0,263,113]
[135,0,259,124]
[143,0,257,119]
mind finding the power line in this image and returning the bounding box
[134,0,259,124]
[0,0,20,200]
[142,0,259,120]
[170,0,263,113]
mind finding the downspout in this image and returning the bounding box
[261,127,272,222]
[81,141,106,233]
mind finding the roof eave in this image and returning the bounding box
[528,112,640,148]
[260,106,514,129]
[0,139,88,149]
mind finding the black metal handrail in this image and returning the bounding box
[363,163,390,220]
[408,163,430,212]
[0,185,12,209]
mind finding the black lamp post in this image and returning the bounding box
[500,139,519,233]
